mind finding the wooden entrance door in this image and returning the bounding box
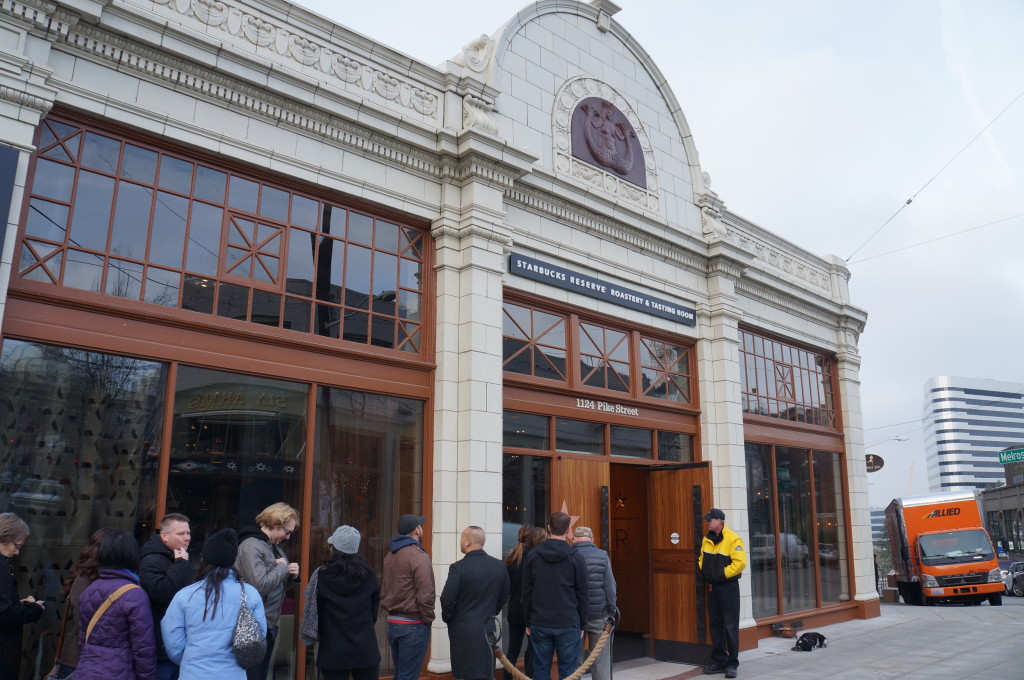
[554,457,610,546]
[649,462,713,664]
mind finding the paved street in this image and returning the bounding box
[612,596,1024,680]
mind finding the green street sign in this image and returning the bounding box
[999,448,1024,464]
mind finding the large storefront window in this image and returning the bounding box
[739,329,836,427]
[745,443,849,618]
[502,454,551,556]
[0,339,165,673]
[504,411,691,462]
[19,115,427,353]
[310,387,424,677]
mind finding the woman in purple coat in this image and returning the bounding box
[75,530,158,680]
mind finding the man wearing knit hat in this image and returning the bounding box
[381,514,435,680]
[697,509,746,679]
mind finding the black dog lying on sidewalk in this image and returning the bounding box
[791,632,828,651]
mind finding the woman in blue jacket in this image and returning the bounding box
[162,528,266,679]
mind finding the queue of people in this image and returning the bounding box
[0,507,649,680]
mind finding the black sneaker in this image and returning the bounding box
[725,666,738,679]
[703,664,727,675]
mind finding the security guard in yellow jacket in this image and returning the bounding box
[697,508,747,678]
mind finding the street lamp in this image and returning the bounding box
[865,435,907,449]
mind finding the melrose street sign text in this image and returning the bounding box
[509,253,697,326]
[999,448,1024,465]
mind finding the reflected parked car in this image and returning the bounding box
[818,542,839,564]
[1004,561,1024,596]
[750,533,809,568]
[10,478,64,511]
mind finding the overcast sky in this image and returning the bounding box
[295,0,1024,507]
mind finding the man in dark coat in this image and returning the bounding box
[139,512,193,680]
[573,527,616,680]
[522,512,588,680]
[440,526,510,680]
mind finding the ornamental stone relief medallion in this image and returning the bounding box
[571,97,646,188]
[553,78,659,214]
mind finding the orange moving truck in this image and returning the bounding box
[885,491,1003,606]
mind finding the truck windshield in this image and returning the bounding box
[918,529,994,565]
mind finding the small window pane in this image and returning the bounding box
[398,290,420,321]
[372,252,397,313]
[145,267,180,307]
[25,199,69,241]
[535,346,566,381]
[259,186,289,222]
[286,228,315,296]
[149,192,189,268]
[291,195,318,230]
[186,203,223,276]
[503,412,549,449]
[194,166,227,204]
[399,258,421,290]
[110,182,153,260]
[69,171,115,251]
[610,426,652,458]
[30,159,76,202]
[283,297,311,333]
[555,418,603,455]
[315,304,341,339]
[345,244,371,309]
[348,211,373,245]
[343,310,368,344]
[251,290,282,327]
[80,132,121,173]
[320,204,343,235]
[121,145,157,184]
[63,249,104,292]
[217,282,249,320]
[105,258,143,299]
[228,176,258,212]
[370,315,395,348]
[657,432,692,462]
[158,156,194,194]
[503,304,530,340]
[181,276,214,314]
[535,311,565,347]
[313,236,342,304]
[376,220,399,252]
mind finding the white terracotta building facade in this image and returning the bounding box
[0,0,873,677]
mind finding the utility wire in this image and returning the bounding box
[846,85,1024,262]
[848,212,1024,264]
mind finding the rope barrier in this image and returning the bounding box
[488,605,619,680]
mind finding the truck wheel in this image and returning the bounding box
[988,593,1003,606]
[923,595,935,606]
[1013,582,1024,597]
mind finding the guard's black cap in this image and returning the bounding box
[702,508,726,522]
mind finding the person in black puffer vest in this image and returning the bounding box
[697,509,747,679]
[572,527,616,680]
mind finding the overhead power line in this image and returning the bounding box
[846,85,1024,262]
[848,212,1024,264]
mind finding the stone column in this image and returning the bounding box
[697,242,755,626]
[428,130,534,674]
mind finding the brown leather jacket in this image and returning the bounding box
[380,535,435,623]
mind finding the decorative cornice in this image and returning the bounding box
[452,34,493,74]
[552,77,660,215]
[505,183,707,276]
[720,224,831,292]
[1,0,78,34]
[45,20,448,180]
[0,84,53,112]
[430,223,513,248]
[150,0,440,120]
[706,253,747,281]
[735,278,839,330]
[440,155,522,191]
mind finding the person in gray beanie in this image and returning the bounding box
[300,526,380,680]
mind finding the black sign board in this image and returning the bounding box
[866,454,885,473]
[509,253,696,326]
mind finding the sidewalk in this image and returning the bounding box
[611,600,1024,680]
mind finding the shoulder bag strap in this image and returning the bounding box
[53,596,72,659]
[85,584,140,644]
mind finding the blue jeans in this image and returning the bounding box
[530,626,581,680]
[387,621,430,680]
[156,660,180,680]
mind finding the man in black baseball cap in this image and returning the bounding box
[381,513,434,680]
[697,508,746,678]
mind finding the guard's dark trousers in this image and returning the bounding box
[708,580,740,668]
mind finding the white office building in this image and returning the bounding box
[924,377,1024,492]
